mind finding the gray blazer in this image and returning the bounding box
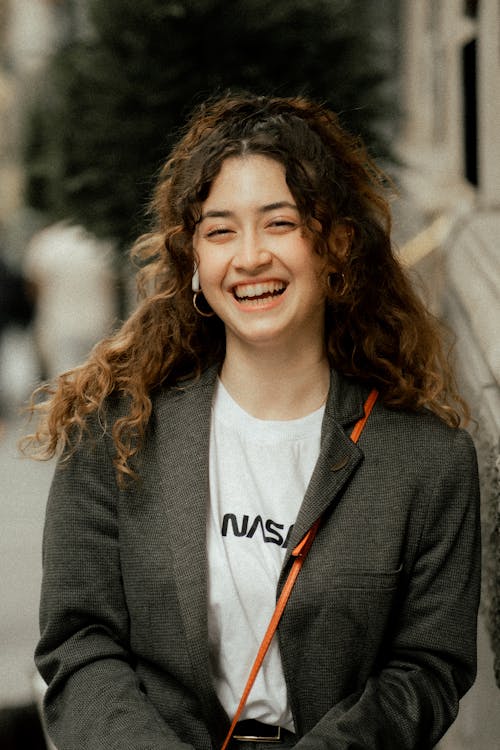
[35,366,481,750]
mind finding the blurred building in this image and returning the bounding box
[0,0,117,395]
[397,2,500,747]
[0,0,91,249]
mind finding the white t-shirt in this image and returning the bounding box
[207,379,324,730]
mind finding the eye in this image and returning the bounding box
[205,226,234,239]
[267,219,298,232]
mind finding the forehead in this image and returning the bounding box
[202,154,293,207]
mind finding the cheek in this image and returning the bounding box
[197,254,228,299]
[297,249,327,288]
[194,244,215,283]
[198,258,218,287]
[303,262,328,309]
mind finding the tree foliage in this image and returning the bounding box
[24,0,398,248]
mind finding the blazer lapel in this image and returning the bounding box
[154,365,229,729]
[281,372,370,569]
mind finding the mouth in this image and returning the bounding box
[232,280,288,304]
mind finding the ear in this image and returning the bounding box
[329,222,353,264]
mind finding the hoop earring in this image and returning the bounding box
[327,272,348,297]
[193,290,215,317]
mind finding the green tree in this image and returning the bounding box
[24,0,398,248]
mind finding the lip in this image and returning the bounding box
[229,278,288,312]
[230,278,288,297]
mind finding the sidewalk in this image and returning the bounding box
[438,616,500,749]
[0,414,54,708]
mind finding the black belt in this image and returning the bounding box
[233,719,283,742]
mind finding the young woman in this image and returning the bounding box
[28,93,480,750]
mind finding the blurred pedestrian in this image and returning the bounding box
[0,243,34,425]
[25,93,480,750]
[23,221,117,380]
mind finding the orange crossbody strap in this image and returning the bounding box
[220,388,378,750]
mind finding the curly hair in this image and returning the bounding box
[23,91,467,481]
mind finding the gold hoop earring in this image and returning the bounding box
[193,291,215,318]
[327,272,348,297]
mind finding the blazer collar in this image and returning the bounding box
[324,367,370,429]
[167,363,368,425]
[282,369,370,569]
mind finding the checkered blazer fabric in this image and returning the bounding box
[35,365,481,750]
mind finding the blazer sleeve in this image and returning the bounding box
[294,427,481,750]
[35,424,194,750]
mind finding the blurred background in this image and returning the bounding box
[0,1,498,748]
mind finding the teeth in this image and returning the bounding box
[234,281,286,299]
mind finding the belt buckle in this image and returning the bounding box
[233,726,281,742]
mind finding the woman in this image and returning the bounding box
[28,93,480,750]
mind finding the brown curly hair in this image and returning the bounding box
[22,91,467,481]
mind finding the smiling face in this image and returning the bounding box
[192,154,329,358]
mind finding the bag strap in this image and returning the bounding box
[220,388,379,750]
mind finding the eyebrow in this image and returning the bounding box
[199,201,298,222]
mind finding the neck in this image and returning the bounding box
[220,340,331,421]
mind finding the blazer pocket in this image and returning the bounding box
[326,564,402,591]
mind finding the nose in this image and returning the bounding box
[232,229,272,272]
